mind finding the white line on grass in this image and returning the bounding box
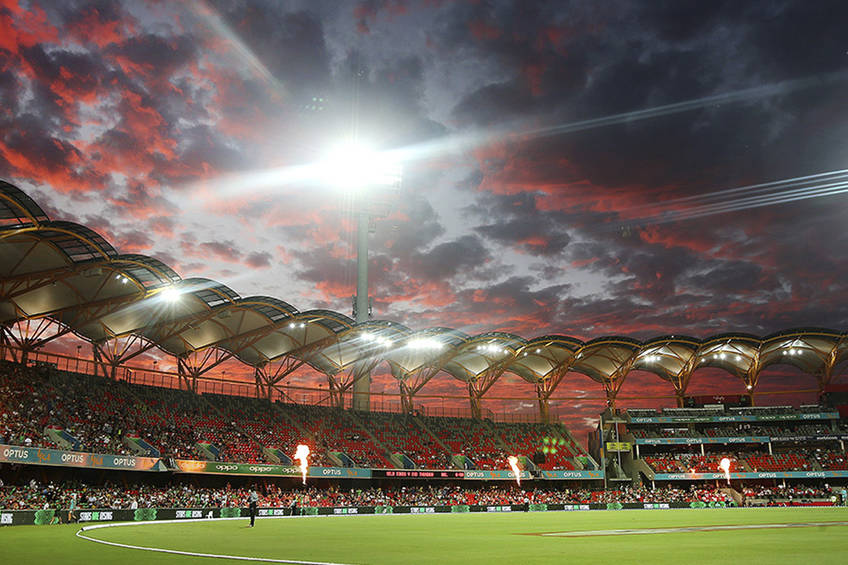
[541,521,848,537]
[75,517,357,565]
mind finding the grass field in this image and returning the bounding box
[3,507,848,564]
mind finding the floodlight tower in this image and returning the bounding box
[322,140,401,411]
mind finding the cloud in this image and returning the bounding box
[245,250,272,269]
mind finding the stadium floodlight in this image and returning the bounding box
[160,286,181,303]
[320,139,402,192]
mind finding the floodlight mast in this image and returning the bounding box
[325,143,398,412]
[351,210,372,412]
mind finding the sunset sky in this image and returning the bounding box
[2,1,848,440]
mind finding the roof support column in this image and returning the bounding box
[332,356,382,411]
[671,362,697,407]
[254,356,309,402]
[741,356,762,406]
[253,367,270,400]
[0,324,11,362]
[536,385,551,425]
[399,379,415,414]
[466,362,509,419]
[3,318,62,365]
[176,348,234,394]
[818,337,847,397]
[603,353,637,411]
[535,365,570,424]
[467,381,483,419]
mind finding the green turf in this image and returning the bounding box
[3,508,848,564]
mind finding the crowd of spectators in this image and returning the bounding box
[642,446,848,473]
[1,479,840,511]
[0,361,590,471]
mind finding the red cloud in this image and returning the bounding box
[0,1,58,57]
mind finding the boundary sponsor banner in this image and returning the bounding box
[0,444,161,471]
[635,436,770,445]
[174,460,371,478]
[654,470,848,480]
[636,435,848,445]
[459,470,534,481]
[538,470,604,480]
[5,500,838,526]
[629,412,838,424]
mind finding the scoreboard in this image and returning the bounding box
[371,469,466,479]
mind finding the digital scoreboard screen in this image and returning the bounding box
[372,469,466,479]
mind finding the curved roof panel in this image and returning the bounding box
[634,335,701,382]
[0,180,49,228]
[234,296,298,323]
[179,277,239,308]
[695,334,761,378]
[39,221,118,262]
[571,337,641,383]
[508,335,582,383]
[442,332,525,382]
[384,327,468,375]
[113,254,181,289]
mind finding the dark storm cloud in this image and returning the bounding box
[468,191,571,256]
[372,195,445,256]
[452,80,536,128]
[405,234,491,281]
[684,260,770,297]
[105,33,198,79]
[108,181,178,219]
[456,275,571,329]
[0,66,21,115]
[209,1,331,96]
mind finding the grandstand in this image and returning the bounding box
[595,399,848,489]
[0,360,591,472]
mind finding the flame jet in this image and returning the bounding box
[508,456,521,486]
[294,445,310,485]
[719,457,732,484]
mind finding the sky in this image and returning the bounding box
[2,0,848,441]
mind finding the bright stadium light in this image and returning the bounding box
[408,338,444,350]
[160,286,181,303]
[320,139,401,191]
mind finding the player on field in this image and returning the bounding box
[248,489,259,527]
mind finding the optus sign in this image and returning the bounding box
[0,444,161,471]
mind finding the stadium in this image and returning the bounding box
[4,2,848,563]
[2,180,848,562]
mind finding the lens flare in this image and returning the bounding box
[508,455,521,486]
[719,457,732,484]
[294,444,310,485]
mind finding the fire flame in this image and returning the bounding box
[719,457,731,484]
[508,455,521,486]
[294,444,310,485]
